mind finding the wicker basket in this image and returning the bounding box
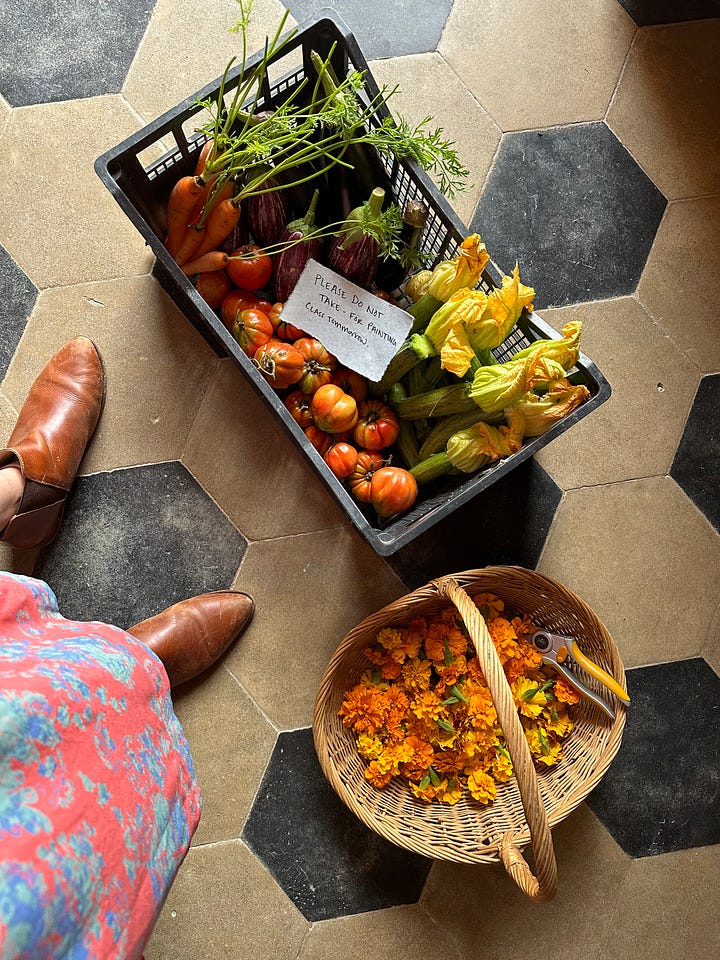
[313,567,628,901]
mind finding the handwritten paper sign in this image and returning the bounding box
[281,260,413,381]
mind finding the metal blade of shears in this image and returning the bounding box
[547,659,617,721]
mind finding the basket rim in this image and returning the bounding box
[313,565,628,865]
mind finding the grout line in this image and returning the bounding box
[604,21,638,121]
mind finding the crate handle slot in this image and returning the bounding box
[434,576,558,902]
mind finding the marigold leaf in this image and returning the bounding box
[419,774,431,790]
[437,718,455,733]
[429,766,441,787]
[450,683,468,704]
[442,696,460,706]
[443,637,453,667]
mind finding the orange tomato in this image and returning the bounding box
[323,441,359,480]
[311,384,358,434]
[370,466,418,518]
[352,400,400,450]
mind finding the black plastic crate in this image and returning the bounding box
[95,8,610,556]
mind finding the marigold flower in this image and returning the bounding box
[401,657,432,693]
[437,778,464,805]
[488,616,519,663]
[544,706,574,738]
[356,733,384,760]
[411,689,444,723]
[490,746,514,783]
[365,754,395,788]
[467,687,497,730]
[512,677,549,718]
[554,676,581,705]
[474,593,505,618]
[524,721,563,767]
[399,735,434,780]
[339,684,388,735]
[467,768,497,804]
[410,779,440,803]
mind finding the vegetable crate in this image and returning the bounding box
[314,567,628,901]
[95,8,610,556]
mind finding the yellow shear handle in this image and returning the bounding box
[570,642,630,703]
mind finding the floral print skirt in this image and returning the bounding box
[0,573,201,959]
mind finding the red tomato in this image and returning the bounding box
[348,450,385,503]
[226,244,273,290]
[221,288,273,331]
[331,366,368,402]
[195,270,232,309]
[253,339,304,390]
[311,384,358,434]
[295,338,337,395]
[284,390,314,429]
[323,442,358,480]
[370,467,418,518]
[352,400,400,450]
[304,425,334,456]
[232,308,273,357]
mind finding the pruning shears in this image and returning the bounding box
[529,629,630,721]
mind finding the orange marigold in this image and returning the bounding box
[400,735,434,779]
[411,689,444,723]
[365,754,395,788]
[401,657,432,693]
[554,676,581,705]
[467,768,497,804]
[339,684,387,735]
[488,616,519,663]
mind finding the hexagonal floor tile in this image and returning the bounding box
[586,657,720,857]
[470,122,667,309]
[1,0,156,106]
[670,374,720,532]
[388,459,562,589]
[617,1,720,24]
[0,244,37,379]
[33,462,247,629]
[242,727,432,921]
[284,0,453,59]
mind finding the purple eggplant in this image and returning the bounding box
[327,187,388,290]
[246,165,289,248]
[274,190,323,302]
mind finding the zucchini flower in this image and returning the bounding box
[512,380,591,437]
[473,264,535,349]
[467,358,530,413]
[424,288,489,376]
[426,234,489,301]
[512,321,582,372]
[446,408,525,472]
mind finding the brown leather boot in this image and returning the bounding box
[127,591,255,687]
[0,337,105,549]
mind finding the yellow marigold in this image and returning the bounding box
[411,689,444,723]
[339,684,388,735]
[467,768,497,804]
[409,779,440,803]
[524,722,563,767]
[544,706,574,738]
[400,735,434,779]
[554,676,581,705]
[429,721,460,749]
[365,754,395,788]
[401,657,432,693]
[512,677,548,719]
[488,616,519,663]
[437,778,463,805]
[357,733,383,760]
[462,726,499,760]
[490,746,514,783]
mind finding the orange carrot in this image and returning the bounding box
[190,197,243,262]
[181,251,229,276]
[165,176,205,257]
[194,140,214,176]
[175,181,235,266]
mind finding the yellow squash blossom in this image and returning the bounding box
[467,358,530,413]
[512,320,583,371]
[427,234,490,301]
[512,380,591,438]
[446,408,525,473]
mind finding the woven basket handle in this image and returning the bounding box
[435,576,558,902]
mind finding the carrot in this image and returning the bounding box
[175,180,235,266]
[194,139,214,177]
[190,197,243,262]
[165,176,205,257]
[181,251,229,276]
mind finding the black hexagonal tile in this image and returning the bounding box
[0,0,156,107]
[243,727,432,921]
[670,374,720,533]
[34,461,247,629]
[471,122,667,309]
[617,0,720,25]
[0,244,38,379]
[285,0,453,58]
[388,459,562,589]
[586,657,720,857]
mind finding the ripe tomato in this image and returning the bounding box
[348,450,385,503]
[304,425,334,456]
[352,400,400,450]
[295,338,337,395]
[311,384,358,434]
[253,339,304,390]
[226,244,272,290]
[267,302,284,333]
[370,467,418,518]
[195,270,232,309]
[284,390,314,429]
[276,318,307,340]
[221,288,273,331]
[331,366,368,402]
[232,308,273,357]
[323,442,358,480]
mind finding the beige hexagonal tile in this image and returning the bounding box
[145,839,309,960]
[1,275,218,473]
[369,53,501,227]
[0,95,10,139]
[539,476,720,667]
[171,665,277,847]
[225,528,406,729]
[637,196,720,374]
[439,0,635,132]
[535,297,701,488]
[123,0,297,123]
[299,904,462,960]
[607,21,720,201]
[0,97,153,289]
[422,805,630,958]
[181,358,349,541]
[595,845,720,960]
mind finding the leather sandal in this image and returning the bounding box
[127,590,255,687]
[0,337,105,549]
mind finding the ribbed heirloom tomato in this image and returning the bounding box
[311,384,358,434]
[348,450,385,503]
[232,308,273,357]
[331,366,368,402]
[352,400,400,450]
[284,390,314,429]
[323,442,358,480]
[253,339,304,389]
[221,289,273,331]
[294,338,337,395]
[370,467,418,518]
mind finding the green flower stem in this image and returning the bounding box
[392,382,476,419]
[410,452,452,485]
[407,293,443,335]
[417,408,502,460]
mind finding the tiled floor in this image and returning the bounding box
[1,0,720,957]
